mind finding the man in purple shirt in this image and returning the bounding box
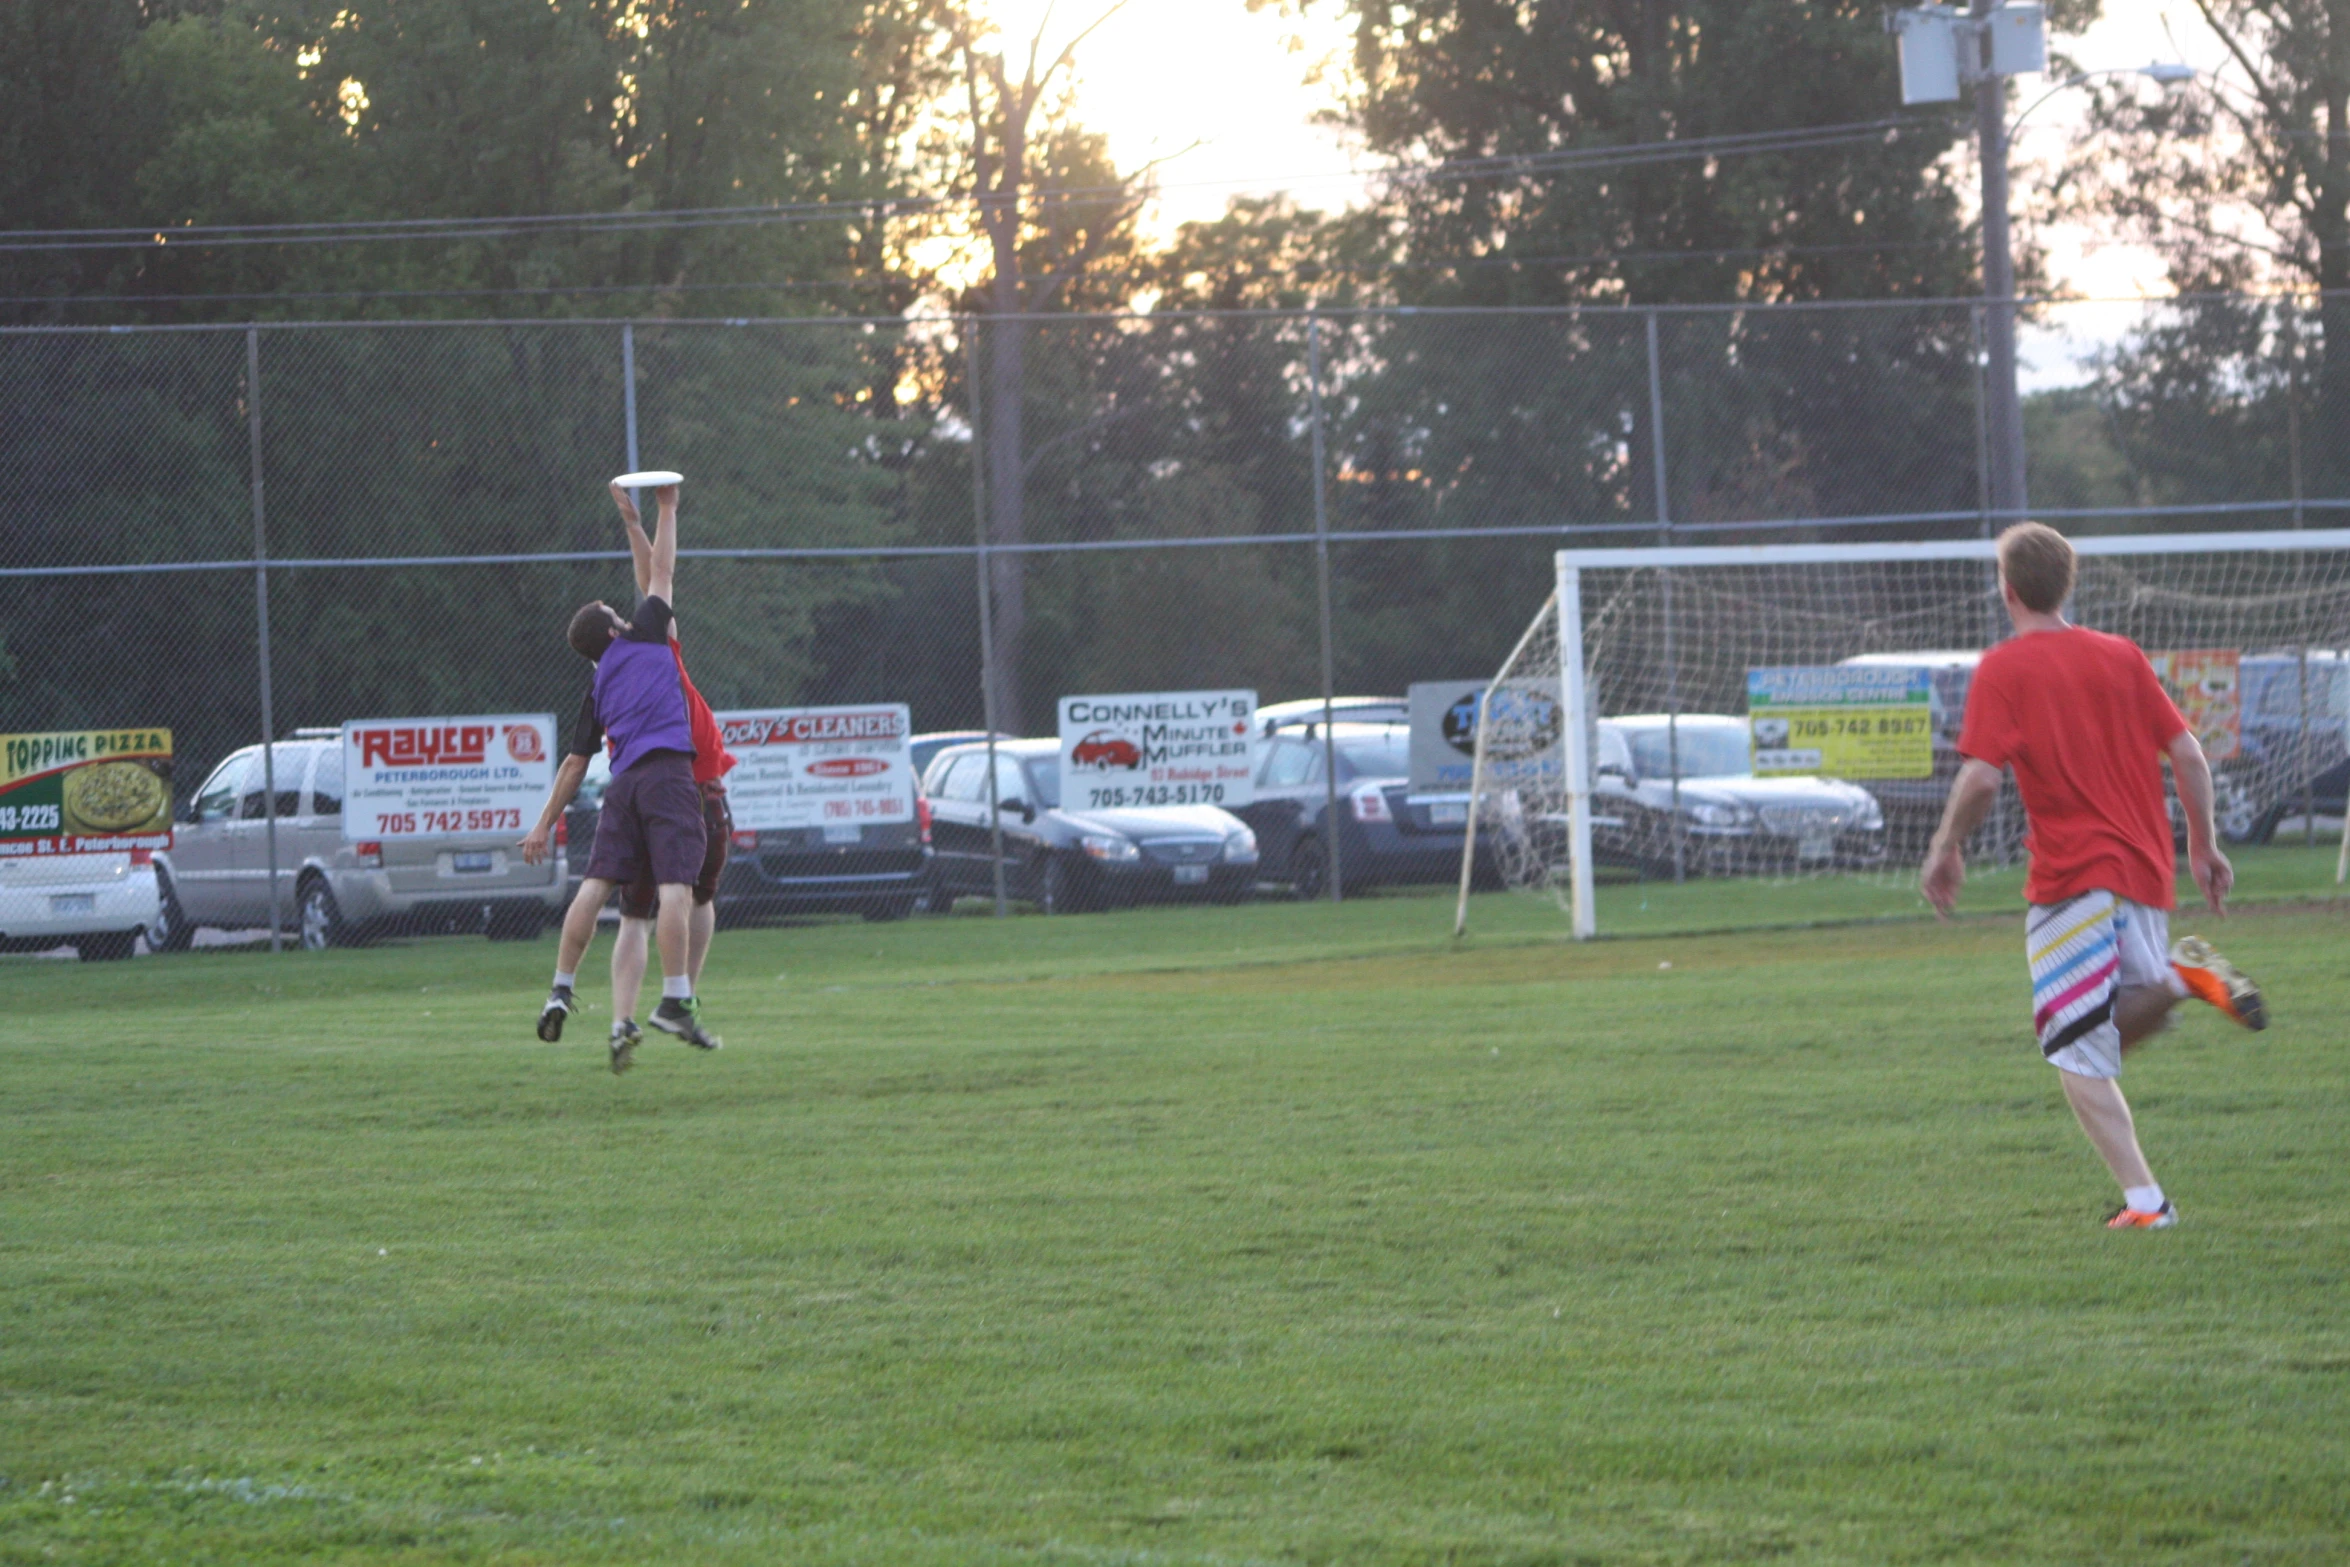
[531,482,719,1068]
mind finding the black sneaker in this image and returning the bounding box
[608,1019,642,1075]
[537,985,577,1043]
[649,996,722,1051]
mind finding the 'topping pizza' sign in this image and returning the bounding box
[1057,690,1257,812]
[0,728,174,855]
[717,705,915,834]
[340,714,557,840]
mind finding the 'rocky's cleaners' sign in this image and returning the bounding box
[1056,690,1257,812]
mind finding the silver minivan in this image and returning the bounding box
[150,731,566,950]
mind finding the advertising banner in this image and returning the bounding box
[1058,690,1257,812]
[0,728,173,855]
[1747,666,1933,778]
[340,715,556,841]
[2148,649,2241,762]
[716,706,916,836]
[1407,680,1563,797]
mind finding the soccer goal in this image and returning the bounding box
[1454,529,2350,939]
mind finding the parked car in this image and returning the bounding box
[567,749,933,924]
[151,731,566,951]
[1233,720,1495,899]
[0,848,158,962]
[1589,715,1887,875]
[909,729,1014,782]
[2221,650,2350,842]
[1257,695,1410,735]
[920,739,1257,912]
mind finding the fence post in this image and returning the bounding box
[967,317,1008,917]
[1645,309,1683,883]
[622,321,641,476]
[1307,311,1342,902]
[246,326,283,954]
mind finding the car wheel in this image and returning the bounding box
[77,930,137,963]
[298,878,350,951]
[1290,832,1329,901]
[147,870,195,953]
[2213,771,2266,844]
[861,897,915,923]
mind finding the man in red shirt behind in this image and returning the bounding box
[1922,522,2267,1231]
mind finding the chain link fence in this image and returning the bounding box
[3,294,2343,950]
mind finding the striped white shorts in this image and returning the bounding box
[2026,891,2184,1079]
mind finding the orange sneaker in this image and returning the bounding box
[2106,1201,2178,1230]
[2170,937,2267,1031]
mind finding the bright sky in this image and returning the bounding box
[994,0,2227,386]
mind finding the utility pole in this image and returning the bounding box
[1971,0,2027,523]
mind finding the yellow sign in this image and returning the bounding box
[0,729,174,852]
[1747,667,1934,779]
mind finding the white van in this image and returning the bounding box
[0,848,160,962]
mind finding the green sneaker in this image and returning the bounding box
[648,996,721,1052]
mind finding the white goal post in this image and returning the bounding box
[1455,528,2350,940]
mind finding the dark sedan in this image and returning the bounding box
[921,739,1258,913]
[1234,721,1494,899]
[1592,715,1887,876]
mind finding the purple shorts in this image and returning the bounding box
[584,752,706,890]
[619,781,731,916]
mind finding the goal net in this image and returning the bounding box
[1456,530,2350,939]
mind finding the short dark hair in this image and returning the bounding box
[1997,522,2076,614]
[567,601,618,661]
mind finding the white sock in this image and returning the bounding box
[662,975,693,1000]
[552,970,576,991]
[2125,1183,2166,1214]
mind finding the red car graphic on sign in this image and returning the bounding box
[1071,731,1143,770]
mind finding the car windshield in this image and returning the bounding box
[1625,723,1749,780]
[1023,758,1062,809]
[1335,731,1411,780]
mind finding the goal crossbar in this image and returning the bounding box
[1554,527,2350,574]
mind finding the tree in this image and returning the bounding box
[2071,2,2350,491]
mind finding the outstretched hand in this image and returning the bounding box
[1919,843,1964,920]
[519,824,553,867]
[608,482,641,527]
[2190,842,2233,915]
[651,482,679,513]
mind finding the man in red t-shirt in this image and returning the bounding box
[1922,522,2267,1231]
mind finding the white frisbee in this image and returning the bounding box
[610,470,684,488]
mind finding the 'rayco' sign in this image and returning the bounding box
[0,728,174,855]
[718,705,915,834]
[1057,690,1257,812]
[339,714,556,840]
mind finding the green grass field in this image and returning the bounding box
[4,855,2347,1564]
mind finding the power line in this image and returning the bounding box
[0,116,1950,255]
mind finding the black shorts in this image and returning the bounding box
[619,780,731,917]
[583,753,705,891]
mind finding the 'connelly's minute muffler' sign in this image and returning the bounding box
[1056,690,1257,812]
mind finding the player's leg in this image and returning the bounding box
[686,784,728,990]
[638,764,720,1051]
[539,876,612,1041]
[611,914,652,1026]
[2029,892,2173,1227]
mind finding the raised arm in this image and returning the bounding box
[646,482,678,604]
[610,482,654,599]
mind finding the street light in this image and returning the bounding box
[1892,3,2193,526]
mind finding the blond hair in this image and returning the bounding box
[1997,521,2076,613]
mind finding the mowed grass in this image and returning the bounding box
[3,862,2347,1564]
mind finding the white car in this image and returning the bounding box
[0,849,160,962]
